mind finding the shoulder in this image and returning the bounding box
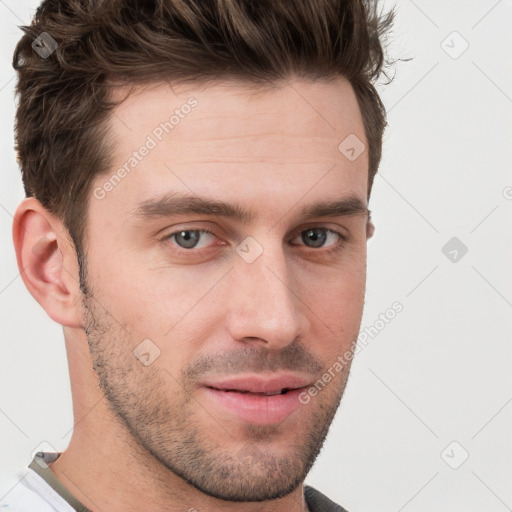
[304,484,350,512]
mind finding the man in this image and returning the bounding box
[2,0,394,510]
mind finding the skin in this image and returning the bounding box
[13,77,374,512]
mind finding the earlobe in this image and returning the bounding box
[12,197,83,328]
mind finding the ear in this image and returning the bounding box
[366,214,375,239]
[12,197,83,327]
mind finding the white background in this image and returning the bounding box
[1,1,511,510]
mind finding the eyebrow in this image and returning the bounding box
[130,193,369,223]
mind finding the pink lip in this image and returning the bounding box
[202,386,308,425]
[201,374,312,394]
[200,374,313,425]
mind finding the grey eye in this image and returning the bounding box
[173,230,201,249]
[301,228,328,248]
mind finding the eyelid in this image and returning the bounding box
[160,227,219,249]
[290,221,350,240]
[290,227,347,248]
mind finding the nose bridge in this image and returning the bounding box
[226,238,307,347]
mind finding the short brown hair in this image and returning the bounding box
[13,0,395,259]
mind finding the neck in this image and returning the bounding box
[50,425,309,512]
[51,328,309,512]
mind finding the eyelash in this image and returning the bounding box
[161,227,347,255]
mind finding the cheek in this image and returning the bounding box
[301,259,366,352]
[85,258,173,347]
[89,260,226,366]
[302,254,366,311]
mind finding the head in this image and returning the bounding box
[12,0,394,504]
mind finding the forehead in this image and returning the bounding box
[109,77,365,152]
[91,77,368,224]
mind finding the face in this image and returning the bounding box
[81,78,370,502]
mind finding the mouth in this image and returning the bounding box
[202,386,309,425]
[201,374,312,395]
[208,387,294,396]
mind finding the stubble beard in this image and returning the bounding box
[80,272,352,502]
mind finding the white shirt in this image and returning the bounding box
[0,452,87,512]
[0,468,75,512]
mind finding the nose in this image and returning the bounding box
[224,240,309,350]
